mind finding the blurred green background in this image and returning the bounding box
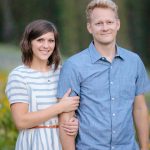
[0,0,150,149]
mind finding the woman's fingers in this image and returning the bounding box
[61,117,79,135]
[61,125,78,135]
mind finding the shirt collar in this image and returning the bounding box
[88,42,125,63]
[116,45,126,60]
[88,42,102,63]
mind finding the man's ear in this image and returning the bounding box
[87,22,92,34]
[116,19,120,31]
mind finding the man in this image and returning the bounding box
[57,0,150,150]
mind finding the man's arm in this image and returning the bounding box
[59,111,76,150]
[133,94,149,150]
[57,61,80,150]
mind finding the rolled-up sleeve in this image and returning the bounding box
[5,72,29,105]
[57,60,80,98]
[135,56,150,96]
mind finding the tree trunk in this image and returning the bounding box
[0,0,15,42]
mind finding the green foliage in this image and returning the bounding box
[0,71,18,150]
[55,0,91,56]
[0,0,150,65]
[125,0,150,66]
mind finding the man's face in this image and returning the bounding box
[87,7,120,45]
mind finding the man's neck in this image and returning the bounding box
[94,41,116,62]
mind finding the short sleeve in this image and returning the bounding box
[5,71,29,105]
[135,56,150,96]
[57,60,80,98]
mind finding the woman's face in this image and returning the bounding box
[31,32,55,63]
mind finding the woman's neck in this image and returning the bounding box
[30,60,50,72]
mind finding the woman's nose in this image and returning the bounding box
[43,41,49,48]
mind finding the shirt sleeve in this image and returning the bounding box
[135,56,150,96]
[5,71,29,105]
[57,60,80,98]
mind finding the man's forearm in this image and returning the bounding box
[133,95,149,150]
[59,112,76,150]
[135,110,149,150]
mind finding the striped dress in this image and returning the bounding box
[5,65,62,150]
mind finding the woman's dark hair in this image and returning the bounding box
[20,19,61,71]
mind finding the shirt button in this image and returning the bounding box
[111,97,115,100]
[110,81,113,84]
[113,130,116,134]
[112,113,116,116]
[112,146,115,149]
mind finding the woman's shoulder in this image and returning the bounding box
[9,65,24,75]
[8,65,32,79]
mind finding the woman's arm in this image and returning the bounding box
[10,89,79,130]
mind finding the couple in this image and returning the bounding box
[6,0,150,150]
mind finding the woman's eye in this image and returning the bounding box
[37,39,43,42]
[49,39,55,43]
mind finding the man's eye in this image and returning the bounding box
[107,21,114,25]
[96,22,103,25]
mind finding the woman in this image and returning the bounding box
[5,19,79,150]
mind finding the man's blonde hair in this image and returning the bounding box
[86,0,119,22]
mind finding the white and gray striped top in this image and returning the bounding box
[5,65,62,150]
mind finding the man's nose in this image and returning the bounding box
[102,23,109,31]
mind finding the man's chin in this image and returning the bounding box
[99,40,114,45]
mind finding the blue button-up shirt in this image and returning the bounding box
[57,42,150,150]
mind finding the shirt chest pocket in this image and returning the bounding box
[119,77,136,100]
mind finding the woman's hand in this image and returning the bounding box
[59,89,79,113]
[61,117,79,136]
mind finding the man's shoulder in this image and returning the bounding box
[66,48,90,65]
[61,48,90,73]
[118,46,141,61]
